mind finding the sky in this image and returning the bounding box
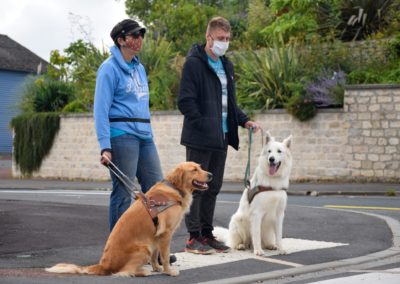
[0,0,129,62]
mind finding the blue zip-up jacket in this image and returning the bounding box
[94,46,152,152]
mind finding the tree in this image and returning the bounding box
[49,40,109,111]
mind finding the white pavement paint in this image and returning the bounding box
[0,190,109,195]
[172,238,348,271]
[307,268,400,284]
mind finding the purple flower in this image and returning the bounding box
[306,70,346,107]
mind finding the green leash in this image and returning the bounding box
[244,127,253,188]
[243,127,264,189]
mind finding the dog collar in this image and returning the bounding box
[161,180,186,198]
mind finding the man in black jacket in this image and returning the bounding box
[178,16,260,254]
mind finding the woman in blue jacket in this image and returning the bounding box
[94,19,162,232]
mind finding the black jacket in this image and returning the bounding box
[178,44,249,152]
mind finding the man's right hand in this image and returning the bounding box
[100,151,112,166]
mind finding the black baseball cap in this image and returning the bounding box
[110,19,146,42]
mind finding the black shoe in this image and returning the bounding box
[185,237,216,254]
[202,236,230,253]
[158,254,177,265]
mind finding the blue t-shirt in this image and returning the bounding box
[207,55,228,133]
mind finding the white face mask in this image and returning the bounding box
[211,40,229,57]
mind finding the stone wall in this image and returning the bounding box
[12,85,400,182]
[344,85,400,181]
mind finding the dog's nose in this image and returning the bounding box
[207,172,213,181]
[269,157,275,163]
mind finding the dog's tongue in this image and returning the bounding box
[269,164,279,175]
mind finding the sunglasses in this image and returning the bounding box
[127,30,145,39]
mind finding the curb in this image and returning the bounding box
[199,208,400,284]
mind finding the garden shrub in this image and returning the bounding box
[139,36,180,110]
[285,82,317,121]
[10,113,60,176]
[20,77,75,113]
[233,42,302,110]
[306,70,346,107]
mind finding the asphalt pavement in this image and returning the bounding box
[0,176,399,283]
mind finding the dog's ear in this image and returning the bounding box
[283,135,292,148]
[167,166,185,188]
[265,131,274,144]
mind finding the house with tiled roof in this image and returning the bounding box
[0,34,48,153]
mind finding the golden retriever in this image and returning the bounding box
[45,162,212,277]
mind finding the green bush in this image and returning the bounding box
[140,36,180,110]
[20,77,75,113]
[285,82,317,121]
[62,100,87,113]
[337,0,399,41]
[233,43,302,110]
[10,113,60,176]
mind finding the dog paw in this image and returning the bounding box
[265,244,278,250]
[278,249,287,255]
[165,268,179,277]
[152,264,162,272]
[134,268,151,277]
[237,244,246,250]
[253,249,264,256]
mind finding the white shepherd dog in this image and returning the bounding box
[214,131,292,256]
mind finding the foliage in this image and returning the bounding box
[260,0,326,44]
[233,42,302,109]
[139,36,180,110]
[10,113,60,175]
[19,77,75,113]
[15,1,400,124]
[346,36,400,84]
[62,100,87,113]
[244,0,274,48]
[387,32,400,57]
[285,82,317,121]
[306,70,346,107]
[126,0,217,54]
[336,0,400,41]
[347,65,400,84]
[125,0,254,53]
[49,40,109,111]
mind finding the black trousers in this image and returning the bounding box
[185,146,227,236]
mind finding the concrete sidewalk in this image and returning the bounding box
[0,178,399,196]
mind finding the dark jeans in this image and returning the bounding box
[185,146,227,237]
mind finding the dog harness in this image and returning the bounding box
[247,185,287,204]
[139,180,185,227]
[104,160,184,227]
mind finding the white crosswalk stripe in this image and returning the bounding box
[172,238,348,271]
[307,268,400,284]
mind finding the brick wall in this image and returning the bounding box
[12,85,400,182]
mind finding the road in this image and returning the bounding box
[0,189,399,283]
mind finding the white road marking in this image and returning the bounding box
[0,190,109,195]
[172,238,348,271]
[307,268,400,284]
[252,256,303,267]
[349,269,400,274]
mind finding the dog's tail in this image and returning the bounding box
[45,263,108,275]
[213,226,229,244]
